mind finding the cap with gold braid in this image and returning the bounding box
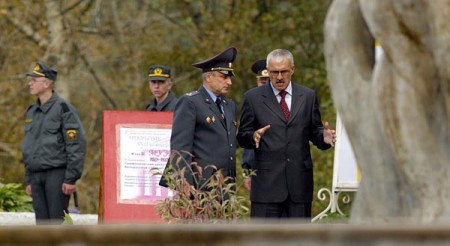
[148,65,171,81]
[251,59,269,78]
[192,47,237,76]
[26,62,57,81]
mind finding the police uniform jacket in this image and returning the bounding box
[146,92,178,112]
[160,86,237,188]
[237,82,331,203]
[22,92,87,185]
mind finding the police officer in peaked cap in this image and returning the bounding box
[146,65,178,112]
[22,61,87,224]
[251,59,270,87]
[159,47,238,191]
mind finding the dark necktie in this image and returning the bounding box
[215,97,227,123]
[279,90,290,121]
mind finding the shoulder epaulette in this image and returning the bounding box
[60,102,70,113]
[185,91,199,97]
[26,105,33,112]
[24,105,33,118]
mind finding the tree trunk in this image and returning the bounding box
[324,0,450,223]
[44,0,72,101]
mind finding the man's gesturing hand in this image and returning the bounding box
[253,125,271,148]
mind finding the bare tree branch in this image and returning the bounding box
[2,10,48,48]
[73,43,117,109]
[62,0,85,15]
[0,142,19,158]
[110,0,124,44]
[73,26,112,35]
[148,6,200,42]
[181,0,204,41]
[253,0,268,22]
[79,0,96,16]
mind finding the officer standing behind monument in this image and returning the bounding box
[22,62,87,225]
[159,47,238,188]
[146,65,178,112]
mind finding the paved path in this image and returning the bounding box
[0,212,98,225]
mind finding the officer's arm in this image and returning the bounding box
[170,95,195,166]
[61,104,87,184]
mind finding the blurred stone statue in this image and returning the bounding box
[324,0,450,223]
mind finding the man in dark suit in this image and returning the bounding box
[146,65,178,112]
[160,47,238,189]
[237,49,336,219]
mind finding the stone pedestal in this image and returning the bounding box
[2,221,450,245]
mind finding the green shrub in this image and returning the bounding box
[316,212,349,224]
[0,183,33,212]
[63,211,74,225]
[156,151,256,223]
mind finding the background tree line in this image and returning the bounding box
[0,0,336,216]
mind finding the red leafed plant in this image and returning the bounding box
[156,150,255,223]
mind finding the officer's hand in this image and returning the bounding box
[62,183,77,195]
[26,185,32,196]
[253,125,271,148]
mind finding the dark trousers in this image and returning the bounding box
[30,168,70,225]
[251,195,311,220]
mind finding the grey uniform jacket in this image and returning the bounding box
[159,86,237,188]
[146,92,178,112]
[22,92,87,185]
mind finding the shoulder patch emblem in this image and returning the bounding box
[67,129,78,140]
[185,91,199,96]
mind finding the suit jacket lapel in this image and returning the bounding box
[262,83,286,122]
[288,84,304,125]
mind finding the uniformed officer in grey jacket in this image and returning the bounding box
[22,62,86,224]
[159,47,238,189]
[146,65,178,112]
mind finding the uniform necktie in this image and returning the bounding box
[215,97,225,121]
[279,90,290,121]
